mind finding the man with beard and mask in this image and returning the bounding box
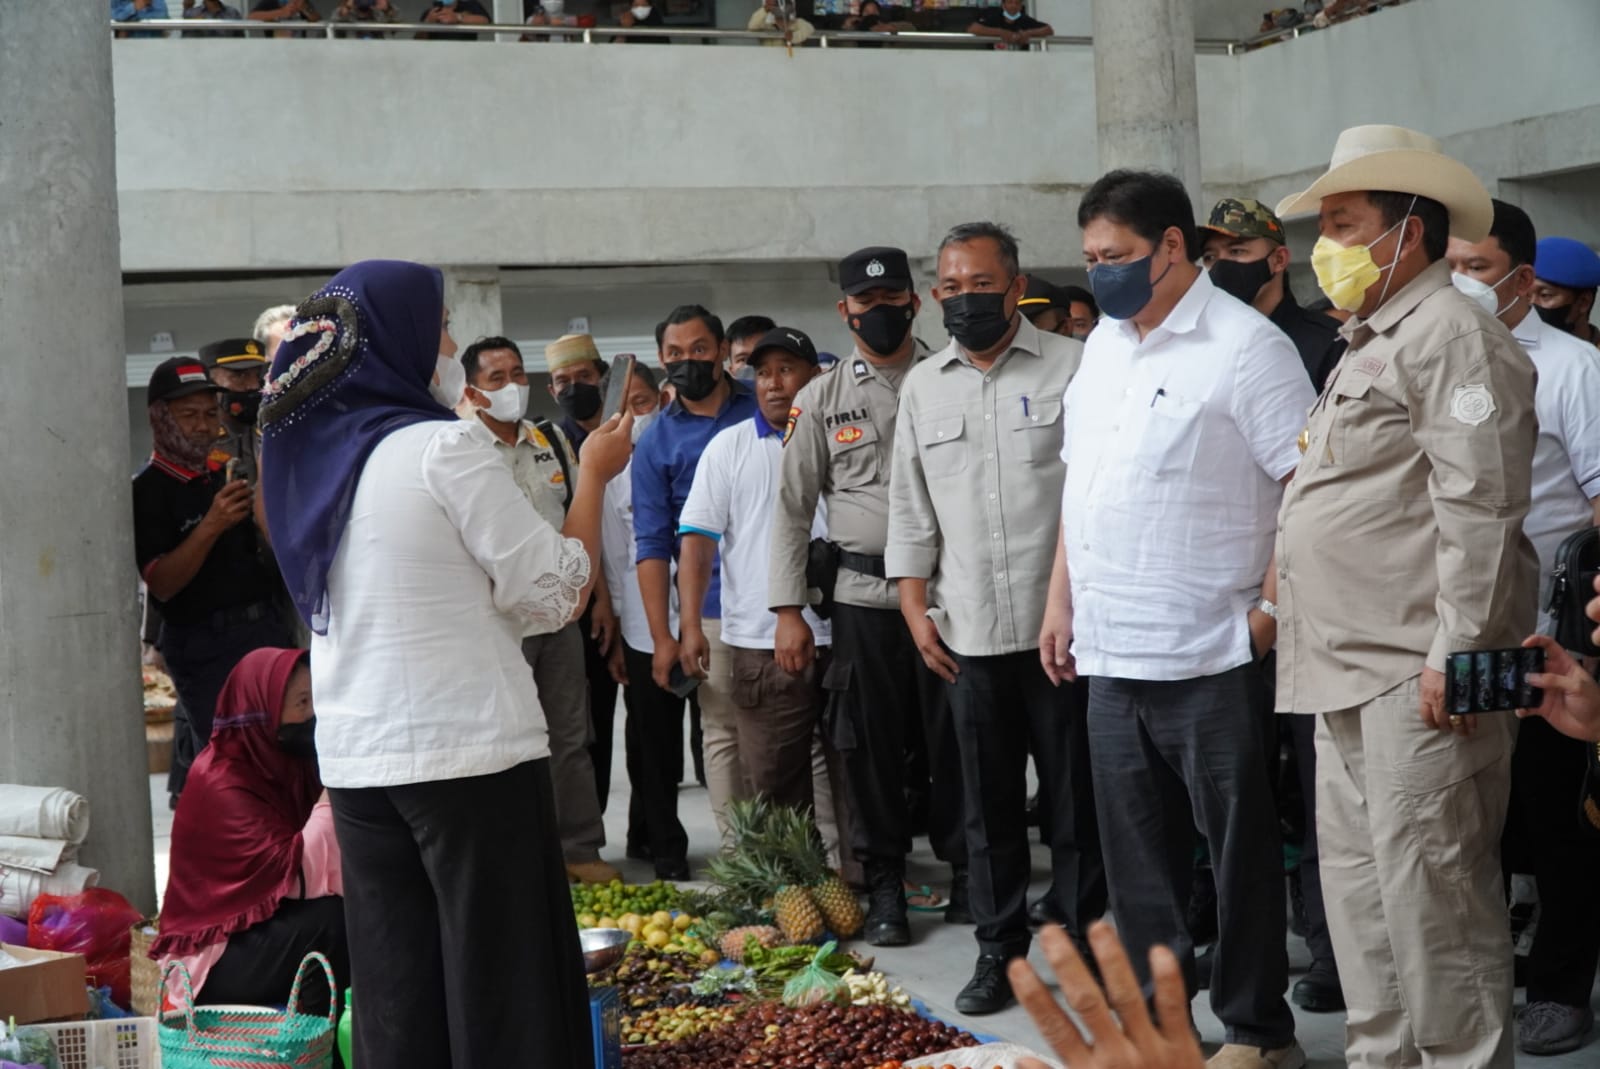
[1531,236,1600,350]
[633,305,758,839]
[1275,126,1537,1069]
[770,246,970,948]
[887,223,1101,1015]
[1050,171,1314,1069]
[1199,197,1346,1014]
[200,338,269,487]
[1447,201,1600,1057]
[460,336,623,885]
[547,333,609,451]
[727,315,777,383]
[1200,198,1347,393]
[133,357,298,806]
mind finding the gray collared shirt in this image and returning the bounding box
[886,318,1083,657]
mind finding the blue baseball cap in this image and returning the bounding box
[1534,237,1600,290]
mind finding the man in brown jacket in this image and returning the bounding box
[1275,126,1538,1069]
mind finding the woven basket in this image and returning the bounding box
[128,918,162,1018]
[159,953,336,1069]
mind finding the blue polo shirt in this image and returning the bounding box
[631,379,758,620]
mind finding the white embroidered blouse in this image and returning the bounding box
[309,420,589,788]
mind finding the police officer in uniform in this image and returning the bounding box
[770,247,968,947]
[200,337,270,485]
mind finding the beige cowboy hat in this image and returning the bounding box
[1276,124,1492,242]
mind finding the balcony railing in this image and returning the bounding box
[110,18,1261,54]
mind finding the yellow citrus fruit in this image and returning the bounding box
[673,914,693,932]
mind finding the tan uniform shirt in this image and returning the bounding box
[469,415,576,532]
[1275,260,1539,714]
[769,344,925,613]
[886,318,1084,657]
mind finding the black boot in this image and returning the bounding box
[864,861,910,947]
[955,954,1014,1015]
[945,865,973,925]
[1291,957,1344,1012]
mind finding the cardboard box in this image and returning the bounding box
[0,943,89,1024]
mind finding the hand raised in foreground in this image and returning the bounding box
[577,410,635,483]
[1008,921,1204,1069]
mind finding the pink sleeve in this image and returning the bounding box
[299,798,343,899]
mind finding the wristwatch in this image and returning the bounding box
[1256,597,1278,620]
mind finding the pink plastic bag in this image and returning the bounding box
[28,888,142,1008]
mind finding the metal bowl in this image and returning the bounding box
[579,927,633,975]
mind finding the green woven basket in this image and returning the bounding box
[159,952,336,1069]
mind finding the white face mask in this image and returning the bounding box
[631,5,653,17]
[480,382,529,423]
[430,353,467,409]
[630,409,659,444]
[1450,269,1518,319]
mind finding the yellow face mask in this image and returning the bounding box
[1309,215,1407,314]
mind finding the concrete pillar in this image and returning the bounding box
[442,266,505,348]
[493,0,522,42]
[1090,0,1203,209]
[0,6,156,912]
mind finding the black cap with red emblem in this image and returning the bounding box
[147,356,224,405]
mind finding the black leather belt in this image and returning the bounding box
[206,600,273,631]
[837,550,887,579]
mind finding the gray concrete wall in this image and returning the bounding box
[1,1,156,913]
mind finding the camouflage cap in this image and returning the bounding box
[1199,198,1287,246]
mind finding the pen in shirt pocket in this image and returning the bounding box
[1022,395,1030,418]
[1150,387,1167,408]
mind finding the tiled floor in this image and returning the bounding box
[148,715,1599,1067]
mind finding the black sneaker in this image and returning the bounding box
[1291,957,1344,1013]
[945,866,973,926]
[654,858,690,881]
[864,862,910,947]
[955,955,1014,1015]
[1027,888,1067,928]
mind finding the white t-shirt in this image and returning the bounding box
[601,457,678,655]
[678,416,830,650]
[1060,271,1315,681]
[1512,311,1600,614]
[310,420,589,789]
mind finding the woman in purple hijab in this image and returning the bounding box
[259,260,634,1067]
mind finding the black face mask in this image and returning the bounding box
[224,390,261,426]
[941,292,1014,353]
[1208,258,1274,306]
[555,382,603,422]
[277,718,318,761]
[1536,303,1576,334]
[664,358,721,402]
[848,301,915,357]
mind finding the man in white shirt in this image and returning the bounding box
[679,328,838,817]
[599,364,693,880]
[1042,170,1313,1069]
[1447,200,1600,1058]
[461,336,621,885]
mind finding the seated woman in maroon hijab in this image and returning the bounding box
[152,647,346,1013]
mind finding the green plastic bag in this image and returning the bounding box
[781,941,850,1009]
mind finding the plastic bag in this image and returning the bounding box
[27,889,142,1009]
[0,1017,60,1069]
[0,916,26,947]
[780,940,849,1009]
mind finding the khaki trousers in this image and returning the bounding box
[1316,675,1515,1069]
[699,618,749,840]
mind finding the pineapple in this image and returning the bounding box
[773,884,826,944]
[718,925,785,963]
[767,804,865,939]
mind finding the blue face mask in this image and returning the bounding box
[1088,253,1174,321]
[1003,8,1022,19]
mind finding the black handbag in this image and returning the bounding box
[1547,526,1600,657]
